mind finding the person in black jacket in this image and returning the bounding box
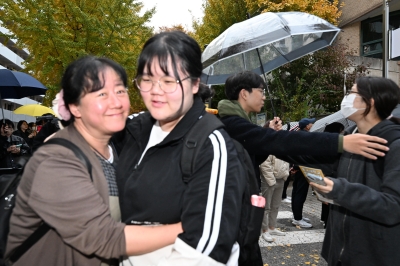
[0,119,30,168]
[12,120,35,147]
[217,71,391,265]
[114,31,245,265]
[291,118,315,229]
[282,77,400,265]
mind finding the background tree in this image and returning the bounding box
[267,42,369,121]
[192,0,248,108]
[156,24,188,33]
[0,0,154,113]
[192,0,248,50]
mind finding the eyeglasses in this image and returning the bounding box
[134,75,192,94]
[254,88,266,96]
[345,90,359,96]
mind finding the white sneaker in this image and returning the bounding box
[269,229,285,236]
[262,231,274,242]
[287,196,292,200]
[282,198,291,203]
[292,216,311,223]
[292,219,313,228]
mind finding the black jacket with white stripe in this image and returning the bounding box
[115,96,246,264]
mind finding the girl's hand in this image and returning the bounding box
[310,177,334,194]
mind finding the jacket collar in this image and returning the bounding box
[217,99,251,121]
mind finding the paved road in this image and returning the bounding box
[260,184,328,266]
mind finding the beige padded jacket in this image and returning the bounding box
[260,155,290,186]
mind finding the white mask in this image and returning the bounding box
[340,94,365,118]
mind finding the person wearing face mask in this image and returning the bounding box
[280,76,400,266]
[27,123,38,136]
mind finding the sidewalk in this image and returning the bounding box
[259,184,325,246]
[260,182,328,266]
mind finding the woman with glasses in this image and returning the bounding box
[285,76,400,266]
[114,31,244,265]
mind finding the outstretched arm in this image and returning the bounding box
[343,134,388,159]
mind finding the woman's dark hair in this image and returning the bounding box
[28,122,36,128]
[324,122,344,133]
[61,56,127,120]
[136,31,209,97]
[17,120,27,131]
[198,83,214,103]
[0,119,14,129]
[355,76,400,124]
[225,71,266,100]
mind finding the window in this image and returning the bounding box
[361,11,400,58]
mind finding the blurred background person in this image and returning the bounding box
[0,119,30,168]
[291,118,315,228]
[13,120,35,147]
[260,120,289,242]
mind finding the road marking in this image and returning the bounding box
[259,229,325,247]
[277,211,293,219]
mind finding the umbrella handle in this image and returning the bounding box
[255,47,277,117]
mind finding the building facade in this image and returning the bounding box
[338,0,400,84]
[0,26,42,124]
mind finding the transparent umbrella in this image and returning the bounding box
[201,12,340,86]
[310,111,356,132]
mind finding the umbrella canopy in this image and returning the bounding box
[201,12,340,85]
[0,69,47,98]
[0,69,48,122]
[310,111,355,132]
[13,104,55,117]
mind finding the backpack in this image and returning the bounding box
[0,138,92,266]
[181,112,264,265]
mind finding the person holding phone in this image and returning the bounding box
[0,119,30,168]
[282,77,400,265]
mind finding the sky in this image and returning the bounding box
[140,0,204,31]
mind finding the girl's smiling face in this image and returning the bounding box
[139,57,199,132]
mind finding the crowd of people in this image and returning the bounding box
[2,31,400,266]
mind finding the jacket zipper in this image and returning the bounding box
[338,154,352,262]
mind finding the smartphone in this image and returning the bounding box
[306,173,327,186]
[15,144,22,147]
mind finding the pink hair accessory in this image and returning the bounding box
[52,89,71,121]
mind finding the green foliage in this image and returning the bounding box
[0,0,154,112]
[192,0,248,51]
[268,43,370,121]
